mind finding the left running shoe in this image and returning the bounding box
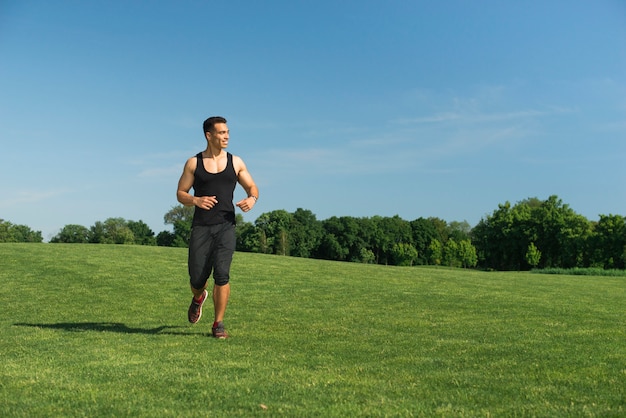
[212,321,229,339]
[188,290,208,324]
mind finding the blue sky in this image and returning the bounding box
[1,1,625,241]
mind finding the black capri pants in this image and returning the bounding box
[188,222,236,289]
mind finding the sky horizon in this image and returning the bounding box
[1,1,625,241]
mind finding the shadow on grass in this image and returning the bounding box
[13,322,203,336]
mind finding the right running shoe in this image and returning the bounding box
[188,290,208,324]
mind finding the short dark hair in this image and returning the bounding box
[203,116,227,134]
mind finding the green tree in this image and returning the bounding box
[102,218,135,244]
[10,224,43,242]
[236,214,260,252]
[359,247,376,264]
[532,196,590,269]
[51,224,90,243]
[427,239,443,266]
[0,219,43,243]
[525,242,541,268]
[458,239,478,268]
[390,242,418,266]
[127,220,156,245]
[369,215,412,265]
[257,229,269,254]
[443,239,460,267]
[590,214,626,269]
[429,217,450,245]
[163,205,194,247]
[156,230,176,247]
[473,202,510,269]
[89,221,106,243]
[448,220,471,242]
[472,196,592,270]
[317,216,364,261]
[0,219,11,242]
[255,210,292,255]
[87,218,135,244]
[316,232,348,261]
[410,218,439,265]
[289,208,323,258]
[163,204,195,225]
[171,220,191,247]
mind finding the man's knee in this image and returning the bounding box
[189,276,208,291]
[214,276,230,286]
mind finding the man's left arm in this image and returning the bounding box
[234,156,258,212]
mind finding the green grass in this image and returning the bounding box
[532,267,626,277]
[1,243,624,417]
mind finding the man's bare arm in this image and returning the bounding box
[234,156,258,212]
[177,157,218,210]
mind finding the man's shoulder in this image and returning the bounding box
[230,154,245,169]
[185,154,200,169]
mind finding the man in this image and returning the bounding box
[177,116,259,339]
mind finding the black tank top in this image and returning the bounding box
[192,152,237,226]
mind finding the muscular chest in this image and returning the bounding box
[202,155,227,174]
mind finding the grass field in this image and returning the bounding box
[1,243,624,417]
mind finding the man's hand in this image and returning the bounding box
[236,197,256,212]
[195,196,218,210]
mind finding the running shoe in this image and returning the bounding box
[212,321,229,339]
[188,290,208,324]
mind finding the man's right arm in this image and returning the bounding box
[177,158,197,206]
[176,157,218,210]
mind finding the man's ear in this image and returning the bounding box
[205,131,211,141]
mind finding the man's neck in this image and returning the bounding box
[204,146,225,159]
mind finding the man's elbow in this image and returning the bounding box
[176,191,189,206]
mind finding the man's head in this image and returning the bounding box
[203,116,229,149]
[203,116,227,134]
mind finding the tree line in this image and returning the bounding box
[0,219,43,243]
[2,195,624,271]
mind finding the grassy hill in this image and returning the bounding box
[1,243,624,417]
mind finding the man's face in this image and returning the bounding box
[207,123,229,148]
